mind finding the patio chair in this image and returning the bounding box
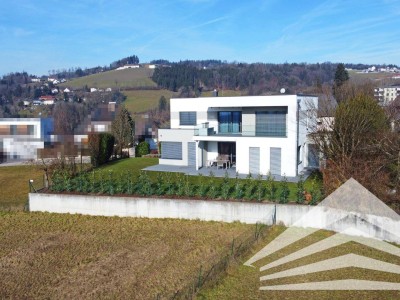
[217,160,225,169]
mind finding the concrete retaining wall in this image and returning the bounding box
[29,193,400,244]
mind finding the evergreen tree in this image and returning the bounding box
[334,63,349,87]
[111,106,134,157]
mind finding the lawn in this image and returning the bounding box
[0,212,253,299]
[0,165,44,211]
[122,89,177,114]
[58,68,156,89]
[197,226,400,300]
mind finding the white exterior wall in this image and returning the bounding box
[158,128,195,166]
[162,95,318,175]
[29,193,400,244]
[235,137,297,176]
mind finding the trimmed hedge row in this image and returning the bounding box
[50,170,322,204]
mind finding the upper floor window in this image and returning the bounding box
[179,111,196,125]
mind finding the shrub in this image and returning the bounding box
[255,174,265,202]
[88,132,115,167]
[279,175,290,204]
[220,172,231,200]
[197,174,208,197]
[296,174,305,204]
[135,141,150,157]
[265,172,277,201]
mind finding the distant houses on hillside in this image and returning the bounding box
[374,85,400,105]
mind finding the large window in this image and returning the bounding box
[218,111,241,134]
[179,112,196,125]
[161,142,182,160]
[256,107,287,137]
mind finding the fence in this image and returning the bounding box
[155,223,269,299]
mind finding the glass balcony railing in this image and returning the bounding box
[194,124,287,137]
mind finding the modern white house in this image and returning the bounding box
[374,86,400,105]
[0,118,53,162]
[158,95,319,177]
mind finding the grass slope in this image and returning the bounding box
[123,89,177,113]
[0,212,252,299]
[0,165,43,211]
[198,226,400,300]
[59,68,156,89]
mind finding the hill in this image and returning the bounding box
[58,68,156,90]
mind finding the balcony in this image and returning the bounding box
[194,123,286,137]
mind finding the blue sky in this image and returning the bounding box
[1,0,400,76]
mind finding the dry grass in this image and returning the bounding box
[0,165,43,211]
[0,212,252,299]
[59,68,156,89]
[198,226,400,299]
[123,89,177,113]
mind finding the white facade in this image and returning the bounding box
[158,95,318,177]
[0,118,53,161]
[374,86,400,105]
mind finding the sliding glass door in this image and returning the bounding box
[218,111,241,134]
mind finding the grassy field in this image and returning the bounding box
[0,165,44,211]
[123,89,177,114]
[58,68,156,89]
[198,226,400,300]
[0,212,253,299]
[348,70,400,82]
[123,89,243,114]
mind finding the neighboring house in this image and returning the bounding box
[51,88,59,94]
[374,86,400,105]
[116,64,140,70]
[158,95,319,177]
[31,78,41,83]
[90,88,98,93]
[0,118,53,162]
[63,88,71,93]
[135,113,158,150]
[105,87,112,92]
[39,95,55,105]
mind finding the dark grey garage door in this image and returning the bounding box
[249,147,260,175]
[270,147,281,175]
[188,142,196,166]
[161,142,182,160]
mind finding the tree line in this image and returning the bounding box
[152,62,339,95]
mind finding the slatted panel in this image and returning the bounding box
[270,147,281,175]
[307,144,319,167]
[249,147,260,175]
[161,142,182,160]
[188,142,196,166]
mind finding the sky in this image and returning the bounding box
[1,0,400,76]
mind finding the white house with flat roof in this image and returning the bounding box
[158,95,319,177]
[0,118,53,162]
